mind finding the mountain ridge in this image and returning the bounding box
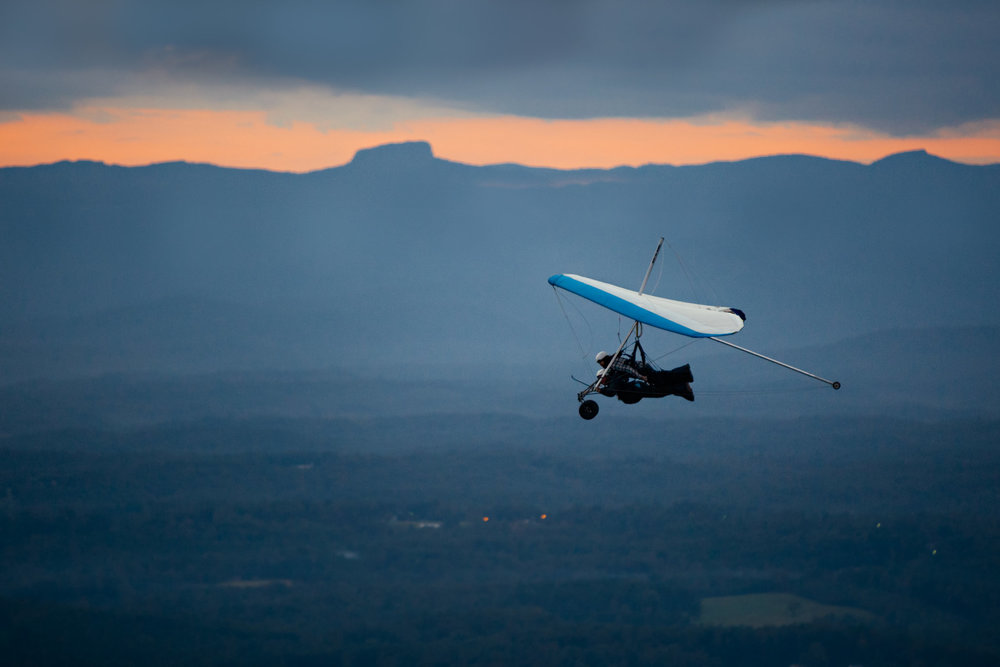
[7,144,996,175]
[2,143,997,421]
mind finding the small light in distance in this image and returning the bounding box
[540,514,547,520]
[482,516,489,522]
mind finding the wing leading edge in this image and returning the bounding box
[548,273,745,338]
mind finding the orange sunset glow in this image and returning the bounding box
[3,109,1000,172]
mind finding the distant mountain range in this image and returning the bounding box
[2,143,998,417]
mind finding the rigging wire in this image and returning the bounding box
[649,252,666,295]
[551,286,590,359]
[662,235,721,305]
[648,338,697,363]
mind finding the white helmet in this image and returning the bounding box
[595,350,610,363]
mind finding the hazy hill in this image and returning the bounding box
[1,143,998,417]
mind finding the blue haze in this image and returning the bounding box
[1,142,998,420]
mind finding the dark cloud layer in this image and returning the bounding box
[2,0,998,133]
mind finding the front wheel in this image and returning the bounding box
[579,400,599,420]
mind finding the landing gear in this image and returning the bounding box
[578,400,599,420]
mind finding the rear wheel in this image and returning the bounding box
[579,400,599,420]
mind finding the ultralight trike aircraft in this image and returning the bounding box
[548,238,840,420]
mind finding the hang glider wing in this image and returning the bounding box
[548,273,746,338]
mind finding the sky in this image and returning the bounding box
[2,0,999,171]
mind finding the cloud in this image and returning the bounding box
[85,82,484,132]
[5,105,999,172]
[2,0,998,134]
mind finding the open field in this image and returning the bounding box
[699,593,877,628]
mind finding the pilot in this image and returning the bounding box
[595,350,694,402]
